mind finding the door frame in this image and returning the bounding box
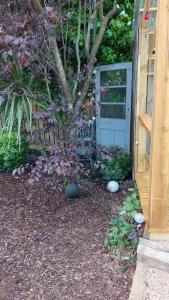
[95,62,132,152]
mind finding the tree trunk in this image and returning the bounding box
[50,38,73,106]
[31,0,119,115]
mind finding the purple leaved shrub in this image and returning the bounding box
[97,145,128,161]
[29,145,89,192]
[29,106,90,192]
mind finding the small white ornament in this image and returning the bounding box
[107,181,119,193]
[121,256,130,261]
[93,69,96,74]
[134,213,144,224]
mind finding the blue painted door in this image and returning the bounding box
[95,62,132,151]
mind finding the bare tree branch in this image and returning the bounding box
[97,0,104,21]
[93,0,97,44]
[73,0,82,97]
[85,0,92,58]
[84,0,87,45]
[74,4,119,114]
[64,0,71,71]
[58,0,67,70]
[31,0,43,13]
[31,0,73,106]
[50,38,73,105]
[31,0,119,114]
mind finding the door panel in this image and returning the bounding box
[114,130,126,148]
[99,128,112,147]
[96,63,132,152]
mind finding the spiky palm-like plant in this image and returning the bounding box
[0,55,46,143]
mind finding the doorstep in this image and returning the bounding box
[129,238,169,300]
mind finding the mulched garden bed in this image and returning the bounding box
[0,174,134,300]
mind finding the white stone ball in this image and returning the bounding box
[107,181,119,193]
[134,213,145,224]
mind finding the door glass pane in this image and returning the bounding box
[100,69,127,87]
[101,104,126,119]
[100,87,126,103]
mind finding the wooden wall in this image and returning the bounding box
[134,0,169,239]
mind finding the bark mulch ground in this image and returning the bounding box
[0,174,134,300]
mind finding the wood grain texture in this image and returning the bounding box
[138,113,152,134]
[136,171,150,223]
[137,32,149,172]
[134,0,169,236]
[150,0,169,230]
[137,243,169,272]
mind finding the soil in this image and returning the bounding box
[0,174,134,300]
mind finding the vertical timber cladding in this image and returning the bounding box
[136,31,149,172]
[135,0,151,174]
[150,0,169,230]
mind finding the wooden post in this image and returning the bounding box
[136,30,149,172]
[150,0,169,233]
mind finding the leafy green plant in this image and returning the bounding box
[104,187,142,261]
[0,132,29,172]
[121,187,141,218]
[100,147,132,182]
[97,0,134,65]
[62,0,134,66]
[104,216,138,257]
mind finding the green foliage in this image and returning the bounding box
[0,132,29,172]
[97,0,134,65]
[121,187,141,218]
[105,216,138,255]
[101,151,132,182]
[60,0,134,67]
[104,187,141,260]
[0,55,47,143]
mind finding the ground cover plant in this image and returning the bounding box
[0,132,29,172]
[105,187,143,267]
[98,145,132,182]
